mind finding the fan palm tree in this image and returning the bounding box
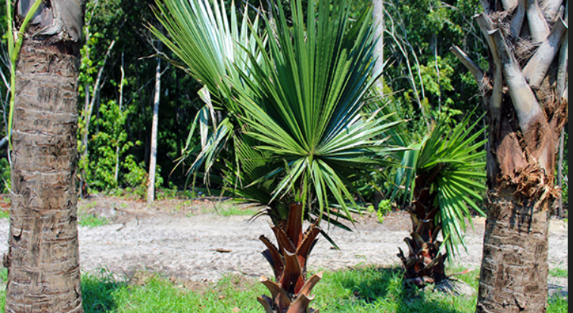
[388,112,487,286]
[153,0,402,311]
[228,0,406,310]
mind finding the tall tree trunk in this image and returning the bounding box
[452,0,568,311]
[372,0,384,96]
[115,52,125,185]
[557,128,564,217]
[5,1,85,312]
[147,48,161,204]
[81,39,115,162]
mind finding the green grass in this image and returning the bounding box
[0,266,567,312]
[216,205,258,217]
[0,210,8,219]
[549,267,568,278]
[78,211,109,228]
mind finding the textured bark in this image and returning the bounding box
[479,167,553,312]
[453,0,567,312]
[5,37,83,312]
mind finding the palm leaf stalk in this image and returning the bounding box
[389,114,487,286]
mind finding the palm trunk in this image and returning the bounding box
[397,172,446,287]
[147,50,161,204]
[452,0,567,311]
[5,36,84,313]
[258,203,322,313]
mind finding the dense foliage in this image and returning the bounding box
[0,0,566,211]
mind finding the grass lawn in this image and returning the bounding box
[0,265,566,312]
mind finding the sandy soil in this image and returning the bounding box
[0,196,567,294]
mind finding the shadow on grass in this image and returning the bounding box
[81,268,126,313]
[335,266,463,313]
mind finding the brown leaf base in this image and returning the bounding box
[257,203,322,313]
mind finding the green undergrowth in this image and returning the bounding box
[185,202,259,217]
[78,210,109,228]
[549,267,568,278]
[0,265,567,312]
[215,205,258,217]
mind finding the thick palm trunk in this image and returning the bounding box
[480,181,552,312]
[5,39,84,312]
[5,1,85,312]
[258,203,322,313]
[452,0,567,311]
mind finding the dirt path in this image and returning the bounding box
[0,197,567,292]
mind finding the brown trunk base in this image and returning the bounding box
[477,184,550,313]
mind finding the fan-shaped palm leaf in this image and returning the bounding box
[150,0,263,176]
[229,0,401,222]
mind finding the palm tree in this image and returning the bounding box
[229,0,403,310]
[4,0,85,312]
[451,0,568,311]
[386,111,487,286]
[153,0,400,311]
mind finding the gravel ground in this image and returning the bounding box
[0,196,567,295]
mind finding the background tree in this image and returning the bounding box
[147,34,162,204]
[452,0,568,311]
[372,0,385,96]
[4,0,85,312]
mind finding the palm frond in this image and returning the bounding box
[228,0,402,222]
[151,0,263,177]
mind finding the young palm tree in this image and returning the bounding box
[4,0,85,312]
[228,1,403,310]
[452,0,567,310]
[389,114,487,286]
[153,0,400,311]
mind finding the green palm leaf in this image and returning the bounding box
[227,0,399,222]
[386,111,487,258]
[151,0,263,177]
